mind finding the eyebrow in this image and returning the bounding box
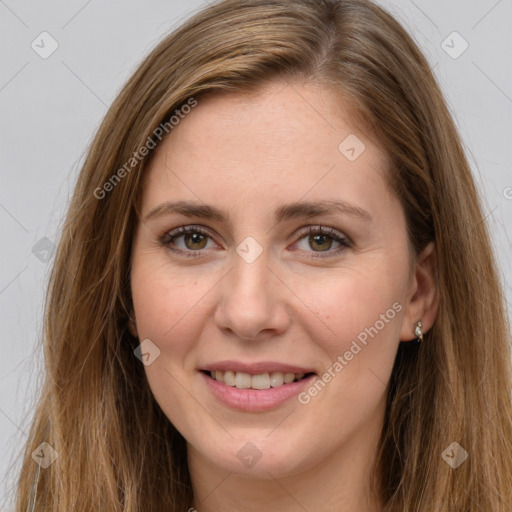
[143,199,372,225]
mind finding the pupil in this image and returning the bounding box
[186,233,206,249]
[311,234,331,251]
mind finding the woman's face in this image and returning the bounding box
[130,81,422,479]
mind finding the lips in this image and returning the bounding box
[199,361,317,410]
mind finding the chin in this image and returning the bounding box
[191,424,323,478]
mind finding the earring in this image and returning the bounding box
[413,321,423,343]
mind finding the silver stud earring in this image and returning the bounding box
[413,321,423,343]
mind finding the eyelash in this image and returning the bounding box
[160,224,352,260]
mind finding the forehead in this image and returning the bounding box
[140,81,392,222]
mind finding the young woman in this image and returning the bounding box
[13,0,512,510]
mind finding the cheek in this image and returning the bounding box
[289,259,407,425]
[131,276,173,343]
[130,260,219,360]
[295,265,405,359]
[130,263,217,432]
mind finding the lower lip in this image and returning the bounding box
[200,372,315,412]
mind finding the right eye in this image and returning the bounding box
[160,225,220,257]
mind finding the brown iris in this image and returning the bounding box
[184,232,208,250]
[308,233,333,252]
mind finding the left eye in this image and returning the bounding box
[160,225,351,258]
[292,226,351,258]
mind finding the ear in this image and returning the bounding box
[399,241,439,342]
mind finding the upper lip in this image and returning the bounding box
[200,360,316,375]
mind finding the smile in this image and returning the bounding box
[204,370,313,389]
[199,363,317,412]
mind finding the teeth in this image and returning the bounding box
[235,372,252,389]
[251,373,270,390]
[284,373,295,384]
[210,370,309,389]
[270,372,284,387]
[223,370,236,387]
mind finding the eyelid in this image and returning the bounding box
[293,225,351,244]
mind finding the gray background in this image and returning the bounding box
[1,0,511,509]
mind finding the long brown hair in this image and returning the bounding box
[11,0,512,510]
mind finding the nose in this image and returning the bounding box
[214,247,291,342]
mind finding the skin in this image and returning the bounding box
[129,80,439,512]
